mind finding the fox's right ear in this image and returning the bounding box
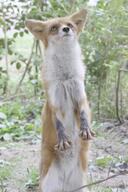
[25,20,45,40]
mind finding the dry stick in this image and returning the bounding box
[116,70,122,124]
[15,39,36,94]
[120,85,123,119]
[115,68,128,124]
[120,69,128,72]
[97,80,101,119]
[67,171,128,192]
[38,41,43,59]
[34,40,39,96]
[0,93,30,104]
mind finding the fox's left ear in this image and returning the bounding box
[70,9,87,33]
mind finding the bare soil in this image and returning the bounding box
[0,121,128,192]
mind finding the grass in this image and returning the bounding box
[91,186,113,192]
[25,167,39,189]
[0,157,20,181]
[95,155,113,168]
[0,138,39,192]
[0,163,13,180]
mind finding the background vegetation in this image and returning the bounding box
[0,0,128,191]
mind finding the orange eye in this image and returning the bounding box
[67,23,73,28]
[50,25,58,32]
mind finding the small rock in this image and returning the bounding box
[115,162,128,171]
[102,122,114,130]
[122,139,128,144]
[2,133,12,141]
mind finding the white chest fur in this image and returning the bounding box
[43,39,86,141]
[43,40,85,82]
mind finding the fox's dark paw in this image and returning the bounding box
[54,137,71,151]
[79,128,95,140]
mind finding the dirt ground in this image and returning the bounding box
[0,121,128,192]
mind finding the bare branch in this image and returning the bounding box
[15,39,36,94]
[115,70,123,124]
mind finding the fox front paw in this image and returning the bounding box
[79,128,95,140]
[54,137,71,151]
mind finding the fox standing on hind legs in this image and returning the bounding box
[26,8,94,192]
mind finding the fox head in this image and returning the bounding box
[25,9,87,48]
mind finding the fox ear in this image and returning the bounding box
[25,19,45,40]
[70,9,87,32]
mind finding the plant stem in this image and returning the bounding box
[15,39,36,94]
[115,70,122,124]
[3,5,9,95]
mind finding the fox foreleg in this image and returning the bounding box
[54,111,71,151]
[79,97,95,140]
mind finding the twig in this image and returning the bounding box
[66,171,128,192]
[0,179,7,192]
[120,69,128,72]
[38,41,43,59]
[97,79,101,119]
[0,94,34,105]
[115,70,122,124]
[115,68,128,124]
[15,38,36,94]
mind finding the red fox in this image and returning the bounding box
[26,9,94,192]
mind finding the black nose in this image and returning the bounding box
[63,27,70,33]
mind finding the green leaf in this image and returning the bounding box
[109,0,125,11]
[96,156,113,168]
[8,49,13,55]
[16,62,21,70]
[13,32,18,38]
[19,31,24,37]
